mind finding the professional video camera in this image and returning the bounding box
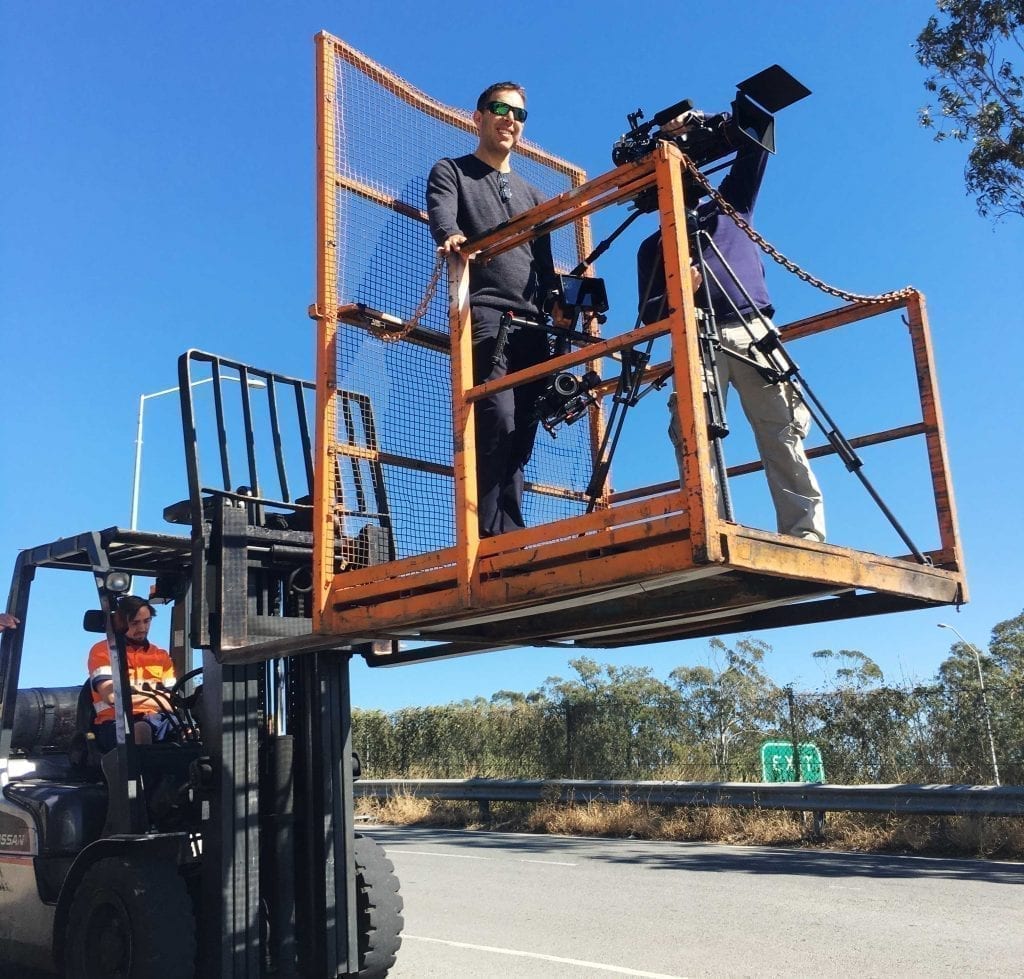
[611,65,811,172]
[533,369,602,437]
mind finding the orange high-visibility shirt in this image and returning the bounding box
[88,639,176,724]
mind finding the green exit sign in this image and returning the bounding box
[761,742,825,783]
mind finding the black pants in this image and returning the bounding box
[470,306,551,536]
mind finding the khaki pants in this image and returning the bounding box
[667,317,825,541]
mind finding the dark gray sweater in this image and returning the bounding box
[426,153,557,316]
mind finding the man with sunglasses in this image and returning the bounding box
[427,82,560,537]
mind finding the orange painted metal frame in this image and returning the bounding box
[311,34,338,630]
[311,33,966,658]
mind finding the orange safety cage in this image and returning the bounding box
[241,31,973,670]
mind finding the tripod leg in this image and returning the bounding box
[687,223,734,523]
[585,347,651,510]
[663,316,734,520]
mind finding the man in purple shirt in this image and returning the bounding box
[638,115,825,542]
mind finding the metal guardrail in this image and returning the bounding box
[355,778,1024,818]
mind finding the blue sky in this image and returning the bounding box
[2,1,1022,710]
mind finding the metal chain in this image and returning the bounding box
[681,157,916,305]
[368,254,446,342]
[370,155,908,345]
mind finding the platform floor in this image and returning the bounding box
[308,500,965,666]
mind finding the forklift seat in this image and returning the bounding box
[67,679,103,771]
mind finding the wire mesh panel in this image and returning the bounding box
[317,33,595,570]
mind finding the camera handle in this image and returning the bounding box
[493,311,600,368]
[570,206,646,279]
[697,230,929,564]
[492,311,516,367]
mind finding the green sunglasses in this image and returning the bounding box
[485,101,528,123]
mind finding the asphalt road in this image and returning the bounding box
[365,824,1024,978]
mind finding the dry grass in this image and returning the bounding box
[887,813,1024,859]
[527,799,660,838]
[358,792,1024,860]
[357,794,488,829]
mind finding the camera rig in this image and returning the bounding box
[532,369,603,437]
[612,64,811,174]
[488,274,609,437]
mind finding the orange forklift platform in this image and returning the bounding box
[304,149,964,666]
[214,34,969,669]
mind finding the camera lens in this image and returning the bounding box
[551,373,580,397]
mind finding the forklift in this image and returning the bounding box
[0,351,401,977]
[1,32,970,978]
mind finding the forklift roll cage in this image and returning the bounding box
[304,137,966,668]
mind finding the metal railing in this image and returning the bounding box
[355,778,1024,818]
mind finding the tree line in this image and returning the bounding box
[353,609,1024,785]
[917,0,1024,220]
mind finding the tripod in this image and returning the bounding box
[691,229,928,562]
[481,206,667,514]
[579,192,929,564]
[582,204,735,518]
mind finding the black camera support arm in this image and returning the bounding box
[585,344,650,509]
[492,311,600,368]
[570,206,646,278]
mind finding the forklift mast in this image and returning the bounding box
[0,349,399,977]
[171,349,397,976]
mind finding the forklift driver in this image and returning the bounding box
[87,595,177,752]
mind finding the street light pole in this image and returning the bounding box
[129,376,265,530]
[937,622,1001,786]
[131,384,182,531]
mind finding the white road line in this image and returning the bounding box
[404,935,687,978]
[394,849,490,861]
[391,849,577,867]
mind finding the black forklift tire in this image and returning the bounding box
[63,854,196,979]
[349,833,403,978]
